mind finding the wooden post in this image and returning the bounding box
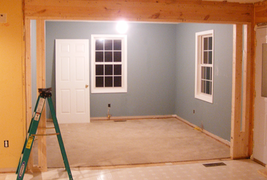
[248,19,256,156]
[36,18,47,171]
[231,24,250,159]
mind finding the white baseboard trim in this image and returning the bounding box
[91,115,174,121]
[173,115,230,147]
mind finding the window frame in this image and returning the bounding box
[91,34,127,93]
[195,30,214,103]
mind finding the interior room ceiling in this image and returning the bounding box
[203,0,262,3]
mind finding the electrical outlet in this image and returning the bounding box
[108,104,111,108]
[0,14,7,23]
[4,140,9,148]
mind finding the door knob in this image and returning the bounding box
[85,85,89,88]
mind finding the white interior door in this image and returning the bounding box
[254,26,267,164]
[56,39,90,123]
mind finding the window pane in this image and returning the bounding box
[207,67,212,80]
[96,77,104,87]
[114,40,121,50]
[105,77,112,87]
[201,67,205,79]
[206,81,212,95]
[96,40,103,50]
[114,52,121,62]
[201,80,212,95]
[105,40,112,50]
[204,37,208,50]
[208,37,212,50]
[105,65,113,75]
[208,51,212,64]
[114,76,121,87]
[105,52,112,62]
[96,52,103,62]
[203,52,208,64]
[114,65,121,75]
[201,80,205,93]
[96,65,104,75]
[201,67,212,80]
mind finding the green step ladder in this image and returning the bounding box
[16,88,73,180]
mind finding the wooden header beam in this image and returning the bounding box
[24,0,253,23]
[254,0,267,24]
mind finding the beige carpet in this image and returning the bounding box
[42,118,230,167]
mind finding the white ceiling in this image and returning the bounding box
[203,0,262,3]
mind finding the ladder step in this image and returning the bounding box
[38,127,55,129]
[32,133,60,136]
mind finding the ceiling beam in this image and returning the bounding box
[25,0,253,23]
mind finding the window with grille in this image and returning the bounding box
[195,30,214,103]
[91,35,127,93]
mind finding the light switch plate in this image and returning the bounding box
[0,14,7,23]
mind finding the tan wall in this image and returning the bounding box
[0,0,25,171]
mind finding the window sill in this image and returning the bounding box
[195,93,213,103]
[91,87,127,94]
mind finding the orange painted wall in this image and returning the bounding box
[0,0,25,171]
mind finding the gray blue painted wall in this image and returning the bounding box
[45,21,176,117]
[175,23,233,140]
[31,20,37,109]
[45,21,233,141]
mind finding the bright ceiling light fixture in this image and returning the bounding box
[116,20,128,34]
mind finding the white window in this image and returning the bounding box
[91,35,127,93]
[195,30,214,103]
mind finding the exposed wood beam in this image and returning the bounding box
[249,11,256,156]
[24,0,253,23]
[244,23,253,156]
[25,18,34,172]
[231,24,250,159]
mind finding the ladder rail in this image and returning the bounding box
[47,97,73,179]
[16,96,45,179]
[16,94,44,174]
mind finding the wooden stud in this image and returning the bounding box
[249,16,256,156]
[36,18,47,172]
[25,18,34,172]
[231,24,243,159]
[243,23,253,156]
[231,24,250,159]
[241,24,248,133]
